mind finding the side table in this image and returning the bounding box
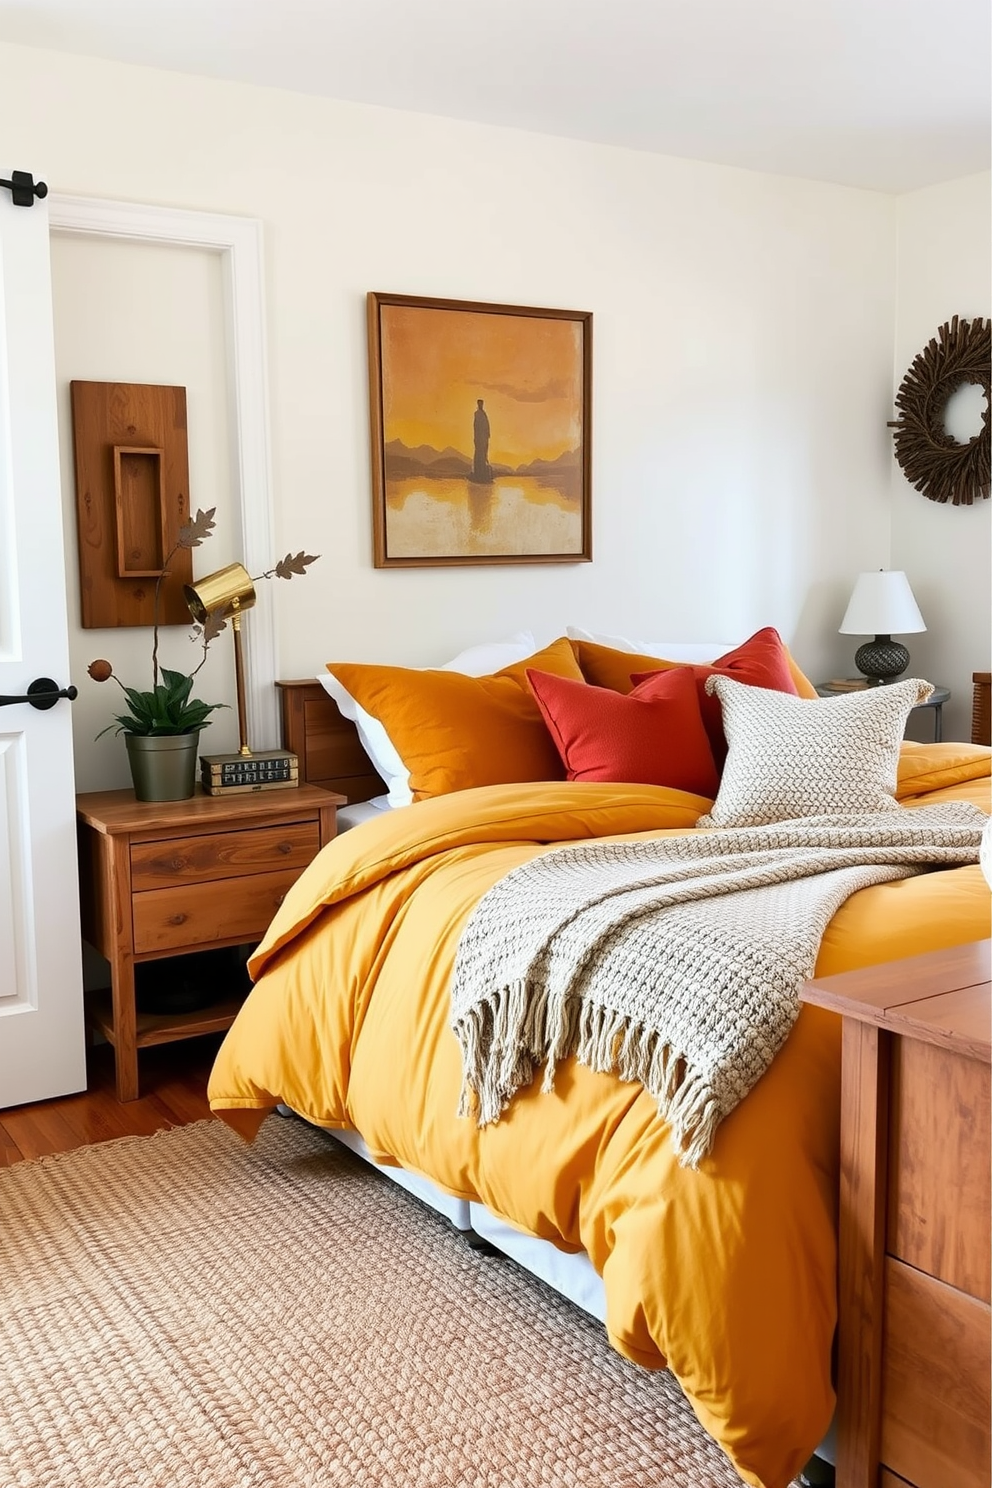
[76,783,343,1101]
[814,682,950,741]
[801,939,991,1488]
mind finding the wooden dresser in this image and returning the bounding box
[801,939,991,1488]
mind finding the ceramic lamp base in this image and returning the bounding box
[854,635,910,685]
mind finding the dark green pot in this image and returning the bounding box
[125,732,200,802]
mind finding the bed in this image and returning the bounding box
[208,632,991,1488]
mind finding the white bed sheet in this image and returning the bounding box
[468,1203,606,1320]
[322,1125,472,1230]
[335,796,392,832]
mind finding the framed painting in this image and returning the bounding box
[367,292,592,567]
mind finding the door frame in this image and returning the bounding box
[48,195,280,750]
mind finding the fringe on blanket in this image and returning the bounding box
[454,981,722,1169]
[451,802,986,1168]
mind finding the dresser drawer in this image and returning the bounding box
[881,1256,991,1488]
[133,867,301,953]
[887,1038,991,1300]
[130,820,320,891]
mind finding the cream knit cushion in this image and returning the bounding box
[696,675,933,828]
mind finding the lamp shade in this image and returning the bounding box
[183,562,256,624]
[839,571,926,637]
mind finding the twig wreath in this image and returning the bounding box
[888,314,990,506]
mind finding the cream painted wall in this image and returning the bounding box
[50,234,243,789]
[888,172,991,744]
[3,39,984,783]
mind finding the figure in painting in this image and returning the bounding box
[471,398,493,483]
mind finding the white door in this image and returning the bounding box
[0,168,86,1107]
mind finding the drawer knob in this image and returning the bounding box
[277,841,292,855]
[167,912,188,926]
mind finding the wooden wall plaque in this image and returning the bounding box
[70,381,193,629]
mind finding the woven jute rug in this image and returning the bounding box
[1,1115,764,1487]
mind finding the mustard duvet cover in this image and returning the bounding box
[209,742,991,1488]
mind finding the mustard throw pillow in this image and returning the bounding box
[327,636,584,800]
[571,635,818,699]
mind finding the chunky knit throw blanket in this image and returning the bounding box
[450,803,984,1167]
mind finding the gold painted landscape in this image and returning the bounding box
[379,303,584,559]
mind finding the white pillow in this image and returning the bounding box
[565,625,734,664]
[981,816,992,890]
[318,632,538,808]
[696,675,933,828]
[441,634,538,674]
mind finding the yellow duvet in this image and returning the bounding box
[209,742,991,1488]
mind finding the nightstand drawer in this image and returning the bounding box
[881,1257,991,1488]
[133,867,300,953]
[130,820,320,891]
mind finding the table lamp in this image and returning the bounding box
[184,562,298,792]
[184,562,256,754]
[839,570,926,684]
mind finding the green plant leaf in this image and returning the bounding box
[162,669,194,711]
[95,674,226,737]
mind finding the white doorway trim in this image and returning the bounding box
[47,195,279,750]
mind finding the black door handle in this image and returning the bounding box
[0,677,78,710]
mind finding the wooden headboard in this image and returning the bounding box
[276,679,385,802]
[973,672,991,746]
[278,673,992,800]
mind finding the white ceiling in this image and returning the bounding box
[0,0,989,193]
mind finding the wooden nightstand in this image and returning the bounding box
[76,783,344,1101]
[801,940,991,1488]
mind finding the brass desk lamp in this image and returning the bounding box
[184,562,256,756]
[183,546,317,793]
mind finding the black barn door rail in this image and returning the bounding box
[0,170,48,207]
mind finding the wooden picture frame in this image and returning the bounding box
[367,292,592,567]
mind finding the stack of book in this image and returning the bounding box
[199,751,299,795]
[823,678,869,692]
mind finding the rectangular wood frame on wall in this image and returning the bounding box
[70,380,192,629]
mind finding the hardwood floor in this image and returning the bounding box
[0,1034,224,1165]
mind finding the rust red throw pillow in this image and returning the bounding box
[527,665,719,799]
[631,625,799,767]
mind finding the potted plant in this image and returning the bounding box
[88,508,317,801]
[87,508,226,801]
